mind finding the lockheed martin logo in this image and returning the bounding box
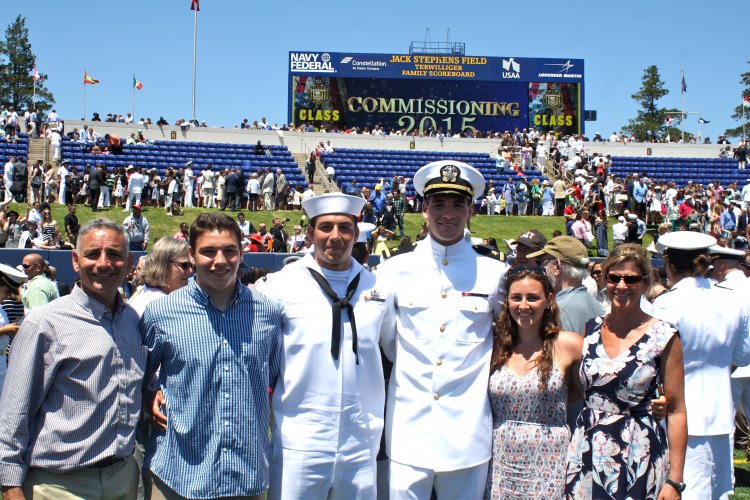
[538,60,583,79]
[543,60,575,73]
[502,58,520,79]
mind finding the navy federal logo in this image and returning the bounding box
[440,164,461,183]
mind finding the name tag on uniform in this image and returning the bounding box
[364,290,385,302]
[461,292,488,298]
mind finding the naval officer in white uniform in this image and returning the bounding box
[256,193,396,500]
[652,232,750,500]
[377,160,509,499]
[709,246,750,454]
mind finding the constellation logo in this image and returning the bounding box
[340,57,353,64]
[290,52,335,73]
[501,58,521,79]
[538,60,583,79]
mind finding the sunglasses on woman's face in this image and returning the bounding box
[605,273,646,285]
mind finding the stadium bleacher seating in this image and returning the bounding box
[59,138,307,187]
[610,156,746,187]
[0,133,30,160]
[320,148,548,196]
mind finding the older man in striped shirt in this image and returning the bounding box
[142,212,283,499]
[0,218,144,500]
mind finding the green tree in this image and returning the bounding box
[622,65,678,141]
[725,62,750,139]
[0,15,54,114]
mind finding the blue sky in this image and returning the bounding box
[4,0,747,142]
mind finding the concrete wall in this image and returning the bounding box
[63,120,726,159]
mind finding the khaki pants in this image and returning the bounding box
[23,456,138,500]
[150,473,264,500]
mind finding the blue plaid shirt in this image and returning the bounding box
[141,278,282,499]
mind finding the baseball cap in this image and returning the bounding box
[527,236,590,268]
[516,230,547,251]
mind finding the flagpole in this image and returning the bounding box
[83,69,87,121]
[132,75,136,122]
[191,6,198,122]
[680,68,685,143]
[744,96,747,143]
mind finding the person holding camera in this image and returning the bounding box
[270,217,290,253]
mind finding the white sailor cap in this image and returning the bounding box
[413,160,485,201]
[357,222,376,244]
[658,231,716,252]
[0,262,27,290]
[709,245,746,260]
[302,192,366,220]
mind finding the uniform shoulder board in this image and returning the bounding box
[472,244,506,262]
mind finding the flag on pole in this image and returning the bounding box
[698,117,710,124]
[665,116,674,126]
[32,66,40,82]
[744,96,750,108]
[83,72,99,85]
[190,0,200,11]
[133,75,143,90]
[681,74,687,93]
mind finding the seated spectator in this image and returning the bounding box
[18,221,44,249]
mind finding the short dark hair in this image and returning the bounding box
[189,212,242,250]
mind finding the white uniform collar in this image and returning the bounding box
[419,233,469,258]
[722,269,749,285]
[298,251,363,284]
[670,275,711,291]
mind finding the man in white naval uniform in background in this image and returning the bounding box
[377,160,509,499]
[256,192,396,500]
[709,246,750,458]
[652,232,750,500]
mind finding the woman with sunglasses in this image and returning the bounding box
[486,268,583,498]
[39,207,58,245]
[651,232,750,499]
[566,244,686,499]
[128,237,192,317]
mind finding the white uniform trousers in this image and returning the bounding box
[184,182,194,207]
[389,460,488,500]
[684,435,732,500]
[126,192,141,211]
[269,445,378,500]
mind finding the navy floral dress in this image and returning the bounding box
[565,318,677,499]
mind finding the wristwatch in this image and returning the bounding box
[665,478,686,495]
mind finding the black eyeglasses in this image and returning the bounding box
[591,270,602,277]
[171,261,194,271]
[20,263,32,269]
[605,273,646,285]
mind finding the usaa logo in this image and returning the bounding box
[290,52,335,73]
[501,58,521,79]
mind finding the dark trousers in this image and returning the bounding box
[554,198,565,216]
[90,188,100,211]
[223,192,238,211]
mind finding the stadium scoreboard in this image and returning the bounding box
[288,51,584,136]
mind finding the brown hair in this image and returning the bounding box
[189,212,242,250]
[491,269,561,391]
[601,243,653,288]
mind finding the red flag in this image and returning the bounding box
[32,66,40,82]
[133,75,143,90]
[744,96,750,108]
[190,0,200,11]
[83,72,99,85]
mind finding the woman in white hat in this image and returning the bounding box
[651,231,750,499]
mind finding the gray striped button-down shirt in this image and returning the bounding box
[0,285,145,487]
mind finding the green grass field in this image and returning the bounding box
[12,202,655,253]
